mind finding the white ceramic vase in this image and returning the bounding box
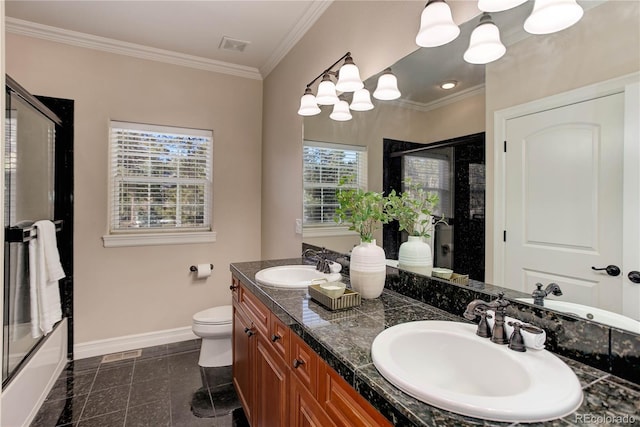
[349,239,386,299]
[398,236,433,276]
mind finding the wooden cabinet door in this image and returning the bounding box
[254,334,289,427]
[319,363,392,427]
[290,333,318,397]
[290,374,336,427]
[232,306,254,425]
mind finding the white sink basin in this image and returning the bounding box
[255,265,342,289]
[371,321,583,423]
[516,298,640,333]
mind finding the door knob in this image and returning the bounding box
[591,265,621,276]
[628,271,640,284]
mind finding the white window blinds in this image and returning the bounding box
[109,121,212,233]
[403,154,451,218]
[303,140,367,227]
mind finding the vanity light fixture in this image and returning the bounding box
[297,87,322,116]
[373,68,402,100]
[329,98,353,121]
[350,87,375,111]
[415,0,460,48]
[524,0,584,35]
[478,0,527,12]
[440,80,457,90]
[315,73,340,106]
[463,13,506,65]
[297,52,400,120]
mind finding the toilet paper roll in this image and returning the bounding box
[196,263,212,279]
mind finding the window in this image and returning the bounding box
[403,151,452,218]
[104,121,214,247]
[303,140,367,235]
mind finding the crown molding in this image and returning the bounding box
[260,0,334,78]
[391,84,486,113]
[6,17,263,80]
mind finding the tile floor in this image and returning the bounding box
[30,340,249,427]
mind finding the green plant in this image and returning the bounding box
[387,179,441,238]
[334,176,392,243]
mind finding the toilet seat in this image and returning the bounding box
[193,305,232,326]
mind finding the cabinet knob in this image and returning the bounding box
[628,271,640,284]
[271,334,281,342]
[292,359,305,369]
[230,284,239,291]
[244,327,255,337]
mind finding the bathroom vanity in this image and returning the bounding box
[231,268,392,427]
[230,258,639,426]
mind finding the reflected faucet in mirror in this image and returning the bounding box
[531,283,562,307]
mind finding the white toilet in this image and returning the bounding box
[192,305,233,367]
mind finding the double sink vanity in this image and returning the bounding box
[230,252,639,426]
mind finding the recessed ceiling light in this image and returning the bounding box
[440,80,458,90]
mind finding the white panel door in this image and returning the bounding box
[505,93,624,314]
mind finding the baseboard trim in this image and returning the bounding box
[74,326,198,360]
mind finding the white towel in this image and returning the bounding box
[486,310,546,350]
[29,220,65,338]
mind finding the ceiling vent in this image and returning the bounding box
[219,36,250,53]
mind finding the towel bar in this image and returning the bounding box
[5,220,63,243]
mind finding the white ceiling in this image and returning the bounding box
[5,0,332,78]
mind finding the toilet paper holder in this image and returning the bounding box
[190,264,214,272]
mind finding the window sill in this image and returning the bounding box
[102,231,217,248]
[302,226,358,238]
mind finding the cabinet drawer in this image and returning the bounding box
[290,333,318,397]
[269,314,290,362]
[239,284,269,336]
[319,363,392,427]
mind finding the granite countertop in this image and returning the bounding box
[230,259,640,427]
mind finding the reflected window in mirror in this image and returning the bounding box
[403,150,453,218]
[302,140,367,236]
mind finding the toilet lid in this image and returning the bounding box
[193,305,233,325]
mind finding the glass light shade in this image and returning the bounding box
[329,100,352,121]
[297,88,321,116]
[350,88,374,111]
[373,70,401,101]
[315,77,339,105]
[478,0,526,12]
[524,0,584,35]
[463,16,506,65]
[415,0,460,48]
[335,57,364,92]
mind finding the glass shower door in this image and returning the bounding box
[3,89,56,383]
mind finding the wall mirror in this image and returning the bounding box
[302,0,639,334]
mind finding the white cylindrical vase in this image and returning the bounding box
[349,239,386,299]
[398,236,433,276]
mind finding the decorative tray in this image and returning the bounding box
[308,284,361,311]
[448,273,469,285]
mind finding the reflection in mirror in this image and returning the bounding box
[302,1,640,333]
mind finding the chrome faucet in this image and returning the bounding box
[531,283,562,306]
[464,292,511,344]
[302,248,331,274]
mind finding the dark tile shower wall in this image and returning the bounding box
[382,134,486,281]
[37,95,75,360]
[302,243,640,385]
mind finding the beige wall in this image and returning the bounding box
[303,93,486,253]
[483,1,640,283]
[6,34,263,344]
[261,0,480,259]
